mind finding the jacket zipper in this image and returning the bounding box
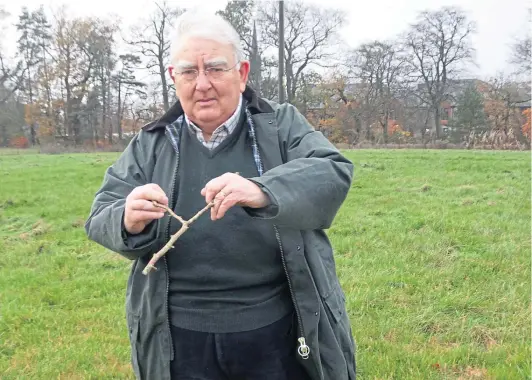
[164,134,180,361]
[273,225,310,360]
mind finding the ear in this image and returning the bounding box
[238,61,250,92]
[168,65,176,83]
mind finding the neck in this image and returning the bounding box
[202,131,213,142]
[188,118,227,135]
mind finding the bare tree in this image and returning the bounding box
[485,74,529,139]
[91,22,117,144]
[352,41,407,143]
[51,9,118,144]
[0,57,24,106]
[16,7,39,105]
[404,6,475,138]
[114,54,146,140]
[0,8,25,106]
[258,56,280,100]
[510,36,531,76]
[259,1,345,104]
[126,1,183,111]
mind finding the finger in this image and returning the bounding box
[204,178,227,204]
[129,210,165,223]
[135,186,168,205]
[143,184,168,205]
[211,189,227,220]
[130,199,164,213]
[215,195,238,220]
[204,173,238,203]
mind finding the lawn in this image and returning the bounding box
[0,149,529,379]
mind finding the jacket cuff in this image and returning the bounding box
[243,179,280,219]
[120,208,158,249]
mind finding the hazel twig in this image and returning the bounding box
[142,172,240,275]
[151,201,186,224]
[142,200,216,275]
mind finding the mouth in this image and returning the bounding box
[197,98,216,105]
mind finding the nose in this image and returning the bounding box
[195,71,212,91]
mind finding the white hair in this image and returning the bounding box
[169,11,245,67]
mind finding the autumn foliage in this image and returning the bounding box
[9,136,30,149]
[522,109,531,141]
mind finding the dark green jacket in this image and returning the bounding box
[85,87,356,380]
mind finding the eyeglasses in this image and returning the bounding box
[176,62,240,83]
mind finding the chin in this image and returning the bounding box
[192,109,222,125]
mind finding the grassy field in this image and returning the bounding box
[0,148,529,379]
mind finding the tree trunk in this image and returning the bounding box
[434,106,442,139]
[159,60,169,111]
[503,96,510,136]
[117,82,122,141]
[26,61,38,146]
[382,111,389,144]
[1,125,8,147]
[73,113,81,146]
[65,86,72,139]
[41,41,53,121]
[285,62,294,104]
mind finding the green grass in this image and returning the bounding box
[0,149,530,379]
[0,148,40,155]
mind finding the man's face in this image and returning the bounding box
[169,37,250,132]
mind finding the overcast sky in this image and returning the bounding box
[0,0,530,80]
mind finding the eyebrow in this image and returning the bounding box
[174,61,196,70]
[204,57,228,67]
[175,57,229,70]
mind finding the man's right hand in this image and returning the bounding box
[124,184,169,235]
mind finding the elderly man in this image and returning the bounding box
[85,10,356,380]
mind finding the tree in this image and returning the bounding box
[89,21,117,144]
[352,40,406,143]
[114,54,146,140]
[127,1,183,111]
[450,83,487,140]
[0,57,24,106]
[0,95,25,147]
[484,75,528,139]
[249,21,262,95]
[16,7,55,145]
[217,1,266,95]
[16,8,39,105]
[52,10,117,144]
[216,0,254,58]
[259,1,345,104]
[522,109,531,143]
[404,6,476,139]
[510,35,531,76]
[0,8,25,106]
[307,73,364,144]
[33,7,52,119]
[292,69,321,114]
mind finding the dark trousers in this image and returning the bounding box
[170,312,311,380]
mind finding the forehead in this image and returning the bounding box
[175,37,234,62]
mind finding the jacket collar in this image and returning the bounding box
[142,85,274,132]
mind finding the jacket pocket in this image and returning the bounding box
[323,286,357,380]
[126,313,143,380]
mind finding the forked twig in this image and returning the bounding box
[142,200,216,275]
[142,172,240,275]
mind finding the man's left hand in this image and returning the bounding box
[201,173,270,221]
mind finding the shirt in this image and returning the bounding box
[184,95,243,150]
